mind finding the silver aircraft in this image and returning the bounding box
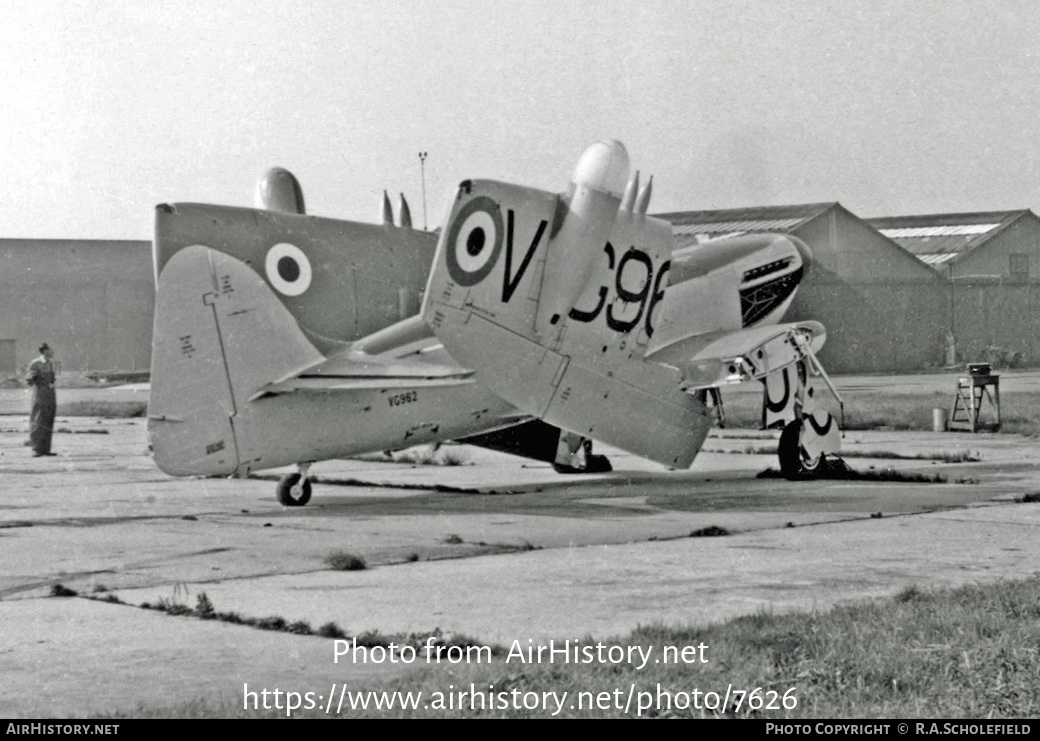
[148,141,840,504]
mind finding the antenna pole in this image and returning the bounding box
[418,151,428,231]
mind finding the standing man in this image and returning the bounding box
[26,343,57,457]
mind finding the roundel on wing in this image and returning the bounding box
[264,243,312,296]
[445,196,503,287]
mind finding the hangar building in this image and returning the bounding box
[656,203,948,373]
[5,205,1040,380]
[868,210,1040,365]
[0,239,153,381]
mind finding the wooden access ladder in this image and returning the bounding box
[949,371,1000,432]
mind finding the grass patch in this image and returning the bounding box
[255,616,287,631]
[839,450,982,463]
[135,589,500,666]
[108,577,1040,718]
[324,551,368,571]
[894,585,923,603]
[690,525,730,537]
[195,592,216,619]
[56,400,147,418]
[706,445,982,463]
[155,597,193,616]
[717,388,1040,434]
[757,460,949,484]
[318,622,347,639]
[439,448,472,466]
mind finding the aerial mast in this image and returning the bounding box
[418,151,428,231]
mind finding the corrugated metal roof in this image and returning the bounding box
[658,203,838,250]
[918,253,960,267]
[867,210,1025,229]
[657,202,837,231]
[881,224,1002,237]
[672,231,746,250]
[884,234,991,256]
[672,219,806,235]
[866,210,1030,266]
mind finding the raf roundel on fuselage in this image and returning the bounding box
[264,242,313,297]
[445,195,504,287]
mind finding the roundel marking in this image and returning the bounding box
[445,196,503,287]
[764,366,792,413]
[264,243,312,297]
[806,410,835,437]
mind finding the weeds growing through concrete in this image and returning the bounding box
[689,525,731,537]
[324,551,368,571]
[107,577,1040,718]
[57,401,147,418]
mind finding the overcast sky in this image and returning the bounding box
[3,0,1039,239]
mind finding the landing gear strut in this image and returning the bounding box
[277,462,313,506]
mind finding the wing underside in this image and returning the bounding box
[645,321,826,389]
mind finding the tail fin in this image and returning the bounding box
[148,245,325,476]
[421,142,710,467]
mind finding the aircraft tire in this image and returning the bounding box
[277,473,312,506]
[778,419,823,480]
[552,455,613,474]
[552,463,582,474]
[586,454,613,473]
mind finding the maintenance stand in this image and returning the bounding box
[949,363,1001,432]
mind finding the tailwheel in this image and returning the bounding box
[778,419,824,480]
[277,470,312,506]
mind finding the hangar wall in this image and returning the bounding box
[785,207,948,374]
[941,217,1040,364]
[0,239,153,377]
[775,206,1040,373]
[951,282,1040,364]
[951,216,1040,282]
[5,206,1040,381]
[864,211,1040,368]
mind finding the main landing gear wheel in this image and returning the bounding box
[778,419,823,480]
[277,472,312,506]
[552,454,613,474]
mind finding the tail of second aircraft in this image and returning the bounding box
[147,245,509,478]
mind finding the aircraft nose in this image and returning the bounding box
[790,235,813,271]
